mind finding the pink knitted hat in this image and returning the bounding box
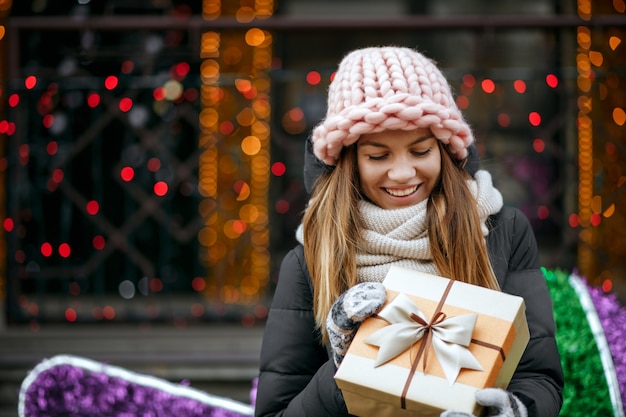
[311,46,474,166]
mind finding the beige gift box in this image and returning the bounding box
[334,266,530,417]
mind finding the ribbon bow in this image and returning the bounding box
[364,292,483,385]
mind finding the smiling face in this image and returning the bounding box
[356,128,442,209]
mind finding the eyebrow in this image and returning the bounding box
[358,135,436,148]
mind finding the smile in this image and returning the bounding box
[384,185,418,197]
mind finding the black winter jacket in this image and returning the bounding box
[255,206,564,417]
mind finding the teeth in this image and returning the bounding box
[385,186,418,197]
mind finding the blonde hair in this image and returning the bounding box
[427,142,500,291]
[303,142,499,343]
[303,146,362,341]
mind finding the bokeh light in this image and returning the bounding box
[65,308,77,322]
[8,93,19,107]
[497,113,510,127]
[59,243,71,258]
[119,97,133,112]
[86,200,99,215]
[46,141,58,155]
[275,200,290,214]
[154,181,169,196]
[3,218,14,232]
[120,166,135,182]
[546,74,559,88]
[104,75,119,90]
[103,306,115,320]
[25,75,37,90]
[528,112,542,126]
[245,28,266,46]
[92,235,105,250]
[241,136,261,156]
[41,242,53,257]
[118,281,136,299]
[192,277,206,292]
[153,87,166,101]
[147,158,161,172]
[613,107,626,126]
[456,96,470,110]
[87,93,100,108]
[481,79,495,94]
[271,162,286,176]
[306,71,321,85]
[533,138,545,153]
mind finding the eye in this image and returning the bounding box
[411,149,431,157]
[367,154,388,161]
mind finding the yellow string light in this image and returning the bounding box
[577,2,596,278]
[200,1,273,305]
[576,0,626,289]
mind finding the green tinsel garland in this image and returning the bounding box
[543,268,613,416]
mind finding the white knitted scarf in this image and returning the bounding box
[296,170,503,283]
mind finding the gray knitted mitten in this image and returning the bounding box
[326,282,387,367]
[440,388,528,417]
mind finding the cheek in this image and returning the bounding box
[430,163,442,181]
[359,171,374,190]
[358,169,384,200]
[427,153,443,180]
[358,160,376,186]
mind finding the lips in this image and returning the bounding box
[383,185,418,197]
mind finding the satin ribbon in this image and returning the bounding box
[364,289,483,387]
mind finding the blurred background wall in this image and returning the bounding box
[0,0,625,416]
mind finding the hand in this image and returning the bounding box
[440,388,527,417]
[326,282,386,367]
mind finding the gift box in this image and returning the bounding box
[334,266,530,417]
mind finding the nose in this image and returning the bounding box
[387,159,415,182]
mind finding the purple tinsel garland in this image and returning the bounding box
[586,280,626,409]
[19,355,254,417]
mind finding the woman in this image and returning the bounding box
[255,46,563,417]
